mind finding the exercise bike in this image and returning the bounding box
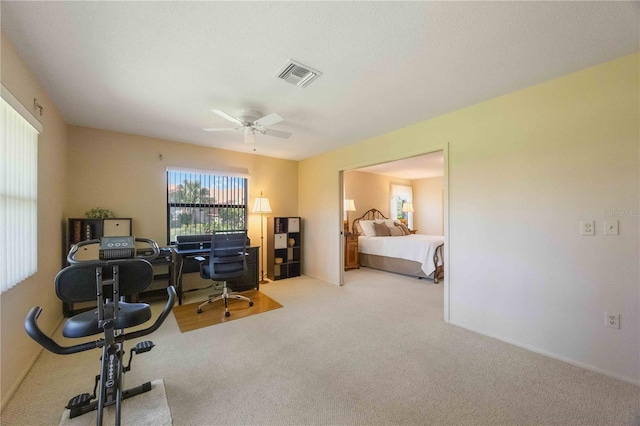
[24,236,177,425]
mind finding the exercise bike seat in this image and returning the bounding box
[62,302,152,338]
[55,258,156,338]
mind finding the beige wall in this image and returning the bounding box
[1,32,69,406]
[1,37,298,404]
[67,126,298,245]
[343,170,412,230]
[67,125,298,276]
[300,54,639,384]
[413,176,443,235]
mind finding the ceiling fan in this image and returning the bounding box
[204,109,292,144]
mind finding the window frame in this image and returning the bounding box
[166,168,248,245]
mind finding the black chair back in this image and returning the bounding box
[55,259,154,303]
[200,230,248,281]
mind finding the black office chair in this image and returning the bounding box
[196,230,253,316]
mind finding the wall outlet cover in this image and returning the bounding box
[580,220,595,236]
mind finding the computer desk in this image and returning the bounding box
[172,246,260,305]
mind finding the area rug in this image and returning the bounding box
[60,379,171,425]
[172,290,282,333]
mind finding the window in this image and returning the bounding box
[1,85,41,293]
[166,168,248,244]
[390,184,413,229]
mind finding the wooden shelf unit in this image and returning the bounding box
[267,217,301,280]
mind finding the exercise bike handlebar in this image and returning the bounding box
[67,237,160,265]
[24,285,177,355]
[66,239,100,265]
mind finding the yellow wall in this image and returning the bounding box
[299,54,639,383]
[0,33,69,406]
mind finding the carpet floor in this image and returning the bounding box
[2,268,639,425]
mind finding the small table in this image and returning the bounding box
[344,233,359,270]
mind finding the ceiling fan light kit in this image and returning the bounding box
[205,108,292,144]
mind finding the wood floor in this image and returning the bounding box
[172,289,282,332]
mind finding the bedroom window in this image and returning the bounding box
[1,85,41,293]
[390,184,413,229]
[166,168,248,244]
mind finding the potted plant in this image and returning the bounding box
[84,207,115,219]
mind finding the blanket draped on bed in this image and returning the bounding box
[358,234,443,276]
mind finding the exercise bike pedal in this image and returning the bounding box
[66,393,93,409]
[133,340,155,354]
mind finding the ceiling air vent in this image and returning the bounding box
[276,60,322,88]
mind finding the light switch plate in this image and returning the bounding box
[604,220,619,235]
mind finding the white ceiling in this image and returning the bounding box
[355,151,444,180]
[2,2,638,161]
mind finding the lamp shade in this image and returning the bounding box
[344,199,356,212]
[401,202,414,213]
[252,197,272,214]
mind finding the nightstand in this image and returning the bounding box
[344,233,359,270]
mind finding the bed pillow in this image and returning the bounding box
[354,221,363,236]
[358,220,376,237]
[395,222,411,235]
[382,219,397,228]
[388,226,404,236]
[373,222,391,236]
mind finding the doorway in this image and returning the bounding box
[339,148,449,320]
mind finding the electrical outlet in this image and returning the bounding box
[605,312,620,329]
[580,221,595,236]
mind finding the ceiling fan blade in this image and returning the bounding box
[203,127,242,132]
[254,113,283,128]
[263,128,292,139]
[212,109,244,126]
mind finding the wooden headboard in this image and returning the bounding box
[352,208,388,235]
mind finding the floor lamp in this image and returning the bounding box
[253,191,272,284]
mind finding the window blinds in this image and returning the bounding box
[1,95,39,293]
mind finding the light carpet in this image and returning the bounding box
[3,270,639,425]
[59,379,171,425]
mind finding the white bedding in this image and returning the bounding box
[358,234,444,276]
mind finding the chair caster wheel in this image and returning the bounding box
[225,312,230,317]
[249,302,254,307]
[197,309,202,314]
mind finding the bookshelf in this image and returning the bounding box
[267,217,301,280]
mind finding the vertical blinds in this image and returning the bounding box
[1,96,39,293]
[166,169,248,244]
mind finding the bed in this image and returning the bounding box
[352,209,444,283]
